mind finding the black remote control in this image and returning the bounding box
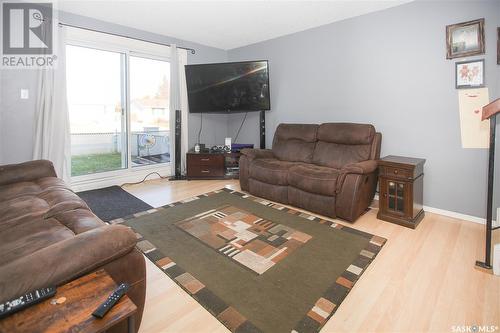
[92,283,130,319]
[0,286,56,319]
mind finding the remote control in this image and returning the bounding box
[92,283,130,319]
[0,286,56,319]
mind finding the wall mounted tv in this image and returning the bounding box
[185,60,270,113]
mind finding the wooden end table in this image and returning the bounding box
[0,270,137,333]
[186,149,241,180]
[377,155,426,229]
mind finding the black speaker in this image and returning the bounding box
[170,109,184,180]
[259,110,266,149]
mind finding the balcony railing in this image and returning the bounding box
[70,130,170,176]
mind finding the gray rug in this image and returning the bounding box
[77,186,152,221]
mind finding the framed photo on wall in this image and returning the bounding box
[455,59,485,89]
[446,18,485,59]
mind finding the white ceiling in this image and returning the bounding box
[58,1,412,50]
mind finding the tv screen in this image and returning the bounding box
[185,60,270,113]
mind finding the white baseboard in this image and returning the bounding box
[373,194,487,225]
[71,168,171,192]
[422,206,486,225]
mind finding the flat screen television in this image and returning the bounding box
[185,60,270,113]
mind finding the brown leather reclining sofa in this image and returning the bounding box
[0,160,145,332]
[240,123,381,221]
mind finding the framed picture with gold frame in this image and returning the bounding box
[446,18,485,59]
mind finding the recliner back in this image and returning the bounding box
[272,124,318,163]
[312,123,376,169]
[271,122,379,169]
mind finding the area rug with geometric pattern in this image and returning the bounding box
[113,188,386,333]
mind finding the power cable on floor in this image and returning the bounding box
[120,172,169,187]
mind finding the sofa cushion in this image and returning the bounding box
[272,124,318,163]
[0,177,67,202]
[317,123,375,145]
[0,208,106,267]
[0,215,75,267]
[0,185,89,223]
[249,158,296,185]
[288,186,336,218]
[0,160,57,187]
[51,209,106,234]
[288,164,339,196]
[248,179,288,204]
[312,123,375,169]
[0,178,103,266]
[313,142,372,169]
[0,196,50,227]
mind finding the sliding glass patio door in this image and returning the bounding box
[66,45,128,176]
[66,45,171,178]
[129,55,171,167]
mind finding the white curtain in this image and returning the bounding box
[33,25,71,183]
[169,44,189,175]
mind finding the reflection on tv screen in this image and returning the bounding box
[185,61,270,113]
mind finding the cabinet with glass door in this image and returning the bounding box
[377,156,425,229]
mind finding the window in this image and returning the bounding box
[66,36,171,179]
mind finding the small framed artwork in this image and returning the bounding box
[455,59,485,89]
[446,18,485,59]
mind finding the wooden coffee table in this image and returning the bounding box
[0,270,137,333]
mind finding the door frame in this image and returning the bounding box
[65,27,173,188]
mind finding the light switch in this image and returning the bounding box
[20,89,29,99]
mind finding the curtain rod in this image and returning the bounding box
[58,22,196,54]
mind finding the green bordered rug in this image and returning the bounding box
[111,188,386,333]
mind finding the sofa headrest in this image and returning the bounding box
[274,123,318,143]
[317,123,375,145]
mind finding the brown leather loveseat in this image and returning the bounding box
[240,123,381,221]
[0,160,145,332]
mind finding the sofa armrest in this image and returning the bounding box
[336,160,378,195]
[0,160,57,186]
[0,224,137,303]
[240,148,275,161]
[335,172,378,221]
[341,160,378,175]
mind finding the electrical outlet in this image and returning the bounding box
[20,89,29,100]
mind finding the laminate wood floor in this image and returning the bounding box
[123,179,499,333]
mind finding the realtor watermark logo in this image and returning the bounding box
[1,1,57,68]
[451,325,499,333]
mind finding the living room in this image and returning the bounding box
[0,0,499,332]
